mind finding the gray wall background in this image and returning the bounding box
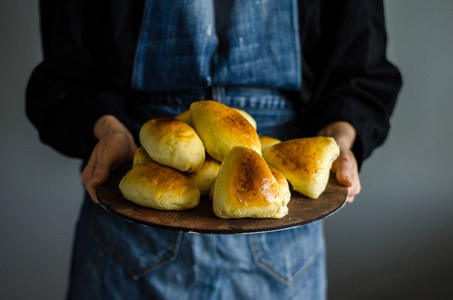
[1,1,451,299]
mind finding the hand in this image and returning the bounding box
[81,115,138,203]
[317,122,361,203]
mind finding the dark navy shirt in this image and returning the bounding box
[27,0,402,163]
[132,0,301,92]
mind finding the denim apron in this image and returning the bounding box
[67,1,326,299]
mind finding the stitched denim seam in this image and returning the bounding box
[248,234,322,286]
[91,207,182,280]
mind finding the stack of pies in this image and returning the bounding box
[119,100,339,219]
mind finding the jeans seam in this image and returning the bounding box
[91,206,182,280]
[248,233,322,286]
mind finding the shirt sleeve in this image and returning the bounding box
[26,0,133,160]
[301,0,402,167]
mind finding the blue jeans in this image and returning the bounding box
[67,87,326,299]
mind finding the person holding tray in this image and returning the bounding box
[26,1,401,299]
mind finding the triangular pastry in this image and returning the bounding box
[212,146,289,219]
[263,137,340,199]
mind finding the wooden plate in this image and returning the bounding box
[96,162,348,234]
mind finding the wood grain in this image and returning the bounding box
[96,162,348,234]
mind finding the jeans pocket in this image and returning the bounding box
[91,205,181,280]
[248,222,322,286]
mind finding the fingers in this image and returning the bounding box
[81,167,100,203]
[80,145,107,203]
[81,116,138,203]
[81,129,138,203]
[85,183,99,204]
[81,149,117,203]
[80,143,120,203]
[317,122,361,203]
[90,151,114,186]
[332,148,361,203]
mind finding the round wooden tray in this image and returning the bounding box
[96,162,348,234]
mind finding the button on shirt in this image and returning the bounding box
[132,0,302,92]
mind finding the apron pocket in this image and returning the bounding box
[92,205,181,280]
[248,222,322,286]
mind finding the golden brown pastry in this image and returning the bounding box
[212,146,288,219]
[139,117,205,172]
[119,163,200,210]
[234,108,257,130]
[186,155,221,195]
[190,100,261,162]
[259,135,281,151]
[176,107,257,129]
[175,109,192,127]
[208,180,215,202]
[262,137,340,199]
[269,165,291,207]
[132,147,155,168]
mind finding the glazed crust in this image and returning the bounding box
[263,137,340,199]
[190,101,261,162]
[259,135,281,151]
[132,146,155,168]
[119,163,200,210]
[213,146,287,219]
[186,155,221,195]
[176,107,256,129]
[139,117,205,172]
